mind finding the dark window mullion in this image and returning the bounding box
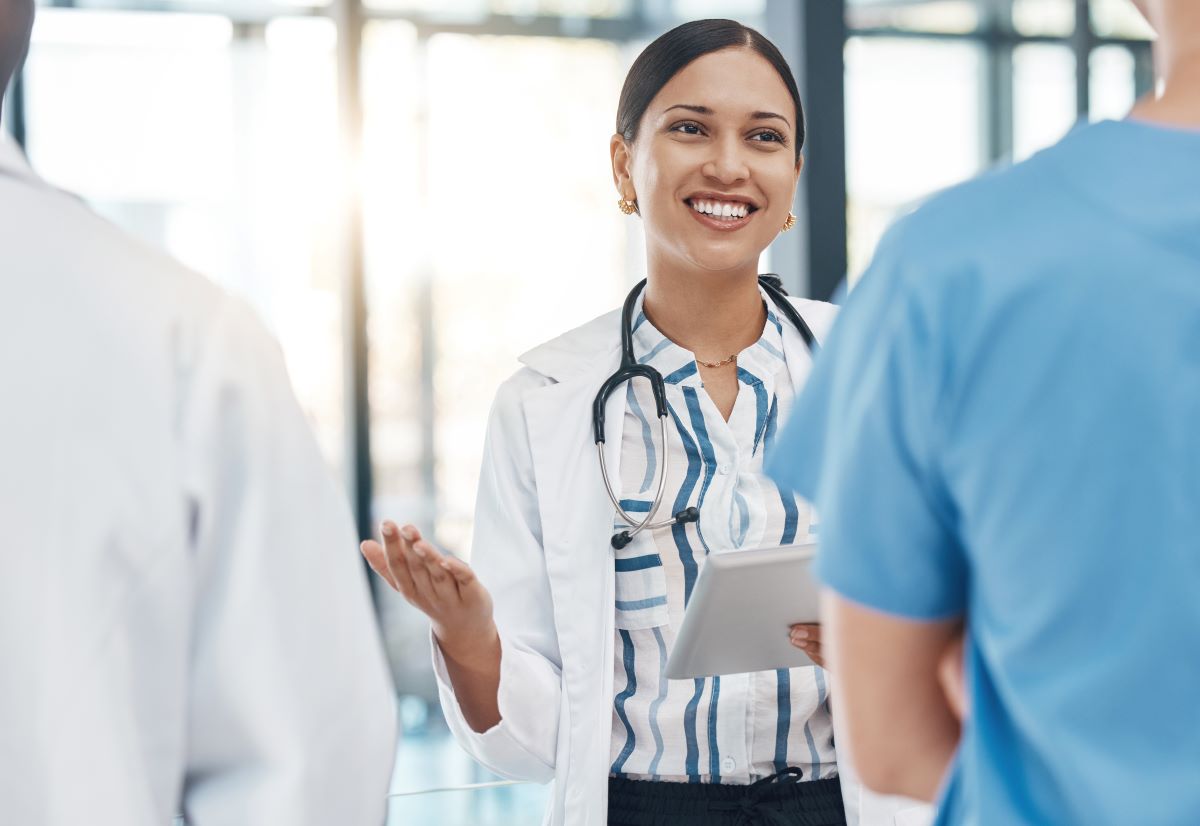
[1072,0,1094,120]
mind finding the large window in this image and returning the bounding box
[21,7,347,473]
[845,0,1153,279]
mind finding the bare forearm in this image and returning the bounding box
[437,627,503,733]
[870,705,959,801]
[825,591,965,802]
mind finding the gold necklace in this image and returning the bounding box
[696,353,737,369]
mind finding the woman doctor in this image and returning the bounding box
[364,19,879,826]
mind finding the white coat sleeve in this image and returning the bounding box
[179,298,397,825]
[431,369,562,783]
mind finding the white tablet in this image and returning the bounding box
[664,543,821,680]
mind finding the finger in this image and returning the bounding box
[380,522,419,598]
[789,624,818,643]
[360,539,398,591]
[411,539,461,602]
[440,555,478,589]
[403,539,436,595]
[400,532,444,606]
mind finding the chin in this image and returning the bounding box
[681,241,765,275]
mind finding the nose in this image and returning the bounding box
[701,134,750,186]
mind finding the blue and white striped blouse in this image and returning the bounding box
[609,288,837,785]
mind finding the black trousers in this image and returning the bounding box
[607,768,847,826]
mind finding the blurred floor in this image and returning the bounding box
[386,726,549,825]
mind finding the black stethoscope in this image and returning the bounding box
[593,275,819,550]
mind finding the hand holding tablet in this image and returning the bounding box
[664,543,823,680]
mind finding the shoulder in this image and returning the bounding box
[517,306,623,383]
[784,296,838,342]
[878,134,1085,280]
[492,366,555,413]
[10,176,231,334]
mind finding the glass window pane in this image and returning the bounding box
[1090,45,1137,122]
[363,29,631,805]
[364,0,632,16]
[1091,0,1155,40]
[491,0,632,16]
[364,0,488,16]
[363,30,628,555]
[1013,43,1076,162]
[38,0,333,15]
[22,8,346,471]
[845,37,984,278]
[673,0,764,19]
[847,0,980,35]
[1012,0,1074,37]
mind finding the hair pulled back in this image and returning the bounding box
[615,19,805,161]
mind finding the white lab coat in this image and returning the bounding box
[0,135,396,824]
[432,295,934,826]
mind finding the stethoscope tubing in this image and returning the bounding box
[597,413,672,539]
[594,276,817,549]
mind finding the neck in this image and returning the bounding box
[641,253,766,363]
[1132,18,1200,128]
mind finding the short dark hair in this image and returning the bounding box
[615,19,805,161]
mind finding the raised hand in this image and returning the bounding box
[360,521,502,731]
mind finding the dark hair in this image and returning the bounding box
[0,0,36,102]
[616,19,805,160]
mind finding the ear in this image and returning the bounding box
[787,153,805,210]
[610,133,636,200]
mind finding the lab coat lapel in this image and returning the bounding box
[523,351,624,638]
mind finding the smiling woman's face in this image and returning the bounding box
[612,47,803,276]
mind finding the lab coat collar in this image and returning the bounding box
[0,132,39,187]
[519,293,822,386]
[518,307,623,383]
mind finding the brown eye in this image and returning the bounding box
[751,130,786,144]
[671,121,704,136]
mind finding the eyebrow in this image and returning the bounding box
[662,103,792,129]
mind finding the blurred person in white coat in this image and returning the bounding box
[0,2,396,823]
[363,19,929,826]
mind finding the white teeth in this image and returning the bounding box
[689,199,752,219]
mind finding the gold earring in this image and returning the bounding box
[782,212,797,232]
[618,198,638,215]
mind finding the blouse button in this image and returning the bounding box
[721,756,737,773]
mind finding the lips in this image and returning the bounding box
[684,195,759,231]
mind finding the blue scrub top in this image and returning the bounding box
[767,120,1200,825]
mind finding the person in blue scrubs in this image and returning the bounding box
[766,1,1200,823]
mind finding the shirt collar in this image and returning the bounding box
[631,285,788,389]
